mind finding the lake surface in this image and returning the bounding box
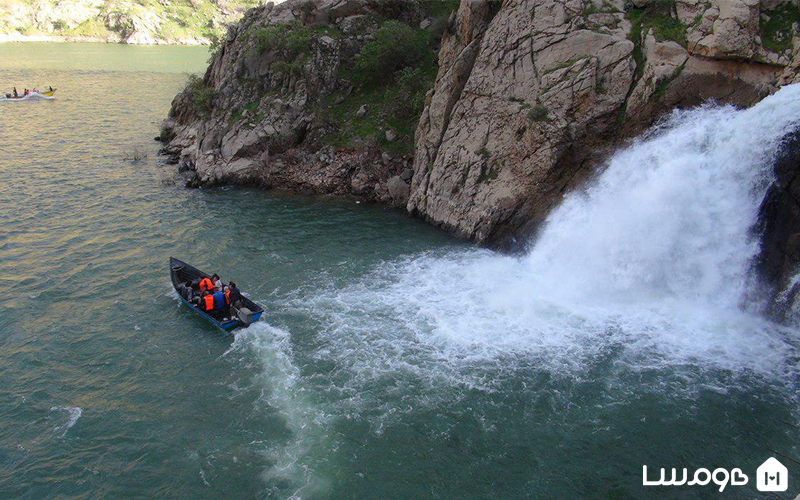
[1,42,799,500]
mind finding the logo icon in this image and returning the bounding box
[757,457,788,492]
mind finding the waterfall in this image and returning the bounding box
[523,84,800,312]
[288,85,800,394]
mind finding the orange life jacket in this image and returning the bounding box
[224,289,230,305]
[203,294,215,311]
[199,277,213,292]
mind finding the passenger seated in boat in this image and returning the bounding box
[180,280,197,304]
[198,276,213,293]
[49,86,53,92]
[211,273,223,292]
[212,289,226,314]
[200,291,215,312]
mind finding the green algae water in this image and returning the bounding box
[1,42,800,500]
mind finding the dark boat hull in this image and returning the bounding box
[170,257,263,332]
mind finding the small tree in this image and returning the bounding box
[356,21,428,84]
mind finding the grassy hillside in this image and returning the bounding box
[0,0,261,43]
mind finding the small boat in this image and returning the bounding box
[170,257,264,332]
[1,89,56,100]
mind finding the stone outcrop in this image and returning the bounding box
[410,0,798,249]
[160,0,431,206]
[162,0,800,248]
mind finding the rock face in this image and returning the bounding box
[0,0,260,44]
[160,0,433,206]
[162,0,800,247]
[756,130,800,323]
[409,0,797,248]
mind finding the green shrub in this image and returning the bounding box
[185,74,216,114]
[253,22,314,59]
[285,24,314,53]
[761,3,798,53]
[254,25,287,54]
[355,20,429,83]
[272,59,304,76]
[528,104,551,122]
[394,67,429,117]
[625,1,687,48]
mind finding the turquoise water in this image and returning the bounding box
[1,43,799,499]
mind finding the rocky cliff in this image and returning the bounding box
[161,0,451,204]
[410,0,799,248]
[0,0,260,44]
[161,0,800,245]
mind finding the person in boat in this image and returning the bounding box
[180,280,197,304]
[13,87,17,97]
[227,283,243,306]
[211,273,223,292]
[200,290,215,313]
[224,282,243,321]
[227,282,243,307]
[48,86,53,92]
[24,89,29,96]
[212,288,226,317]
[198,276,214,293]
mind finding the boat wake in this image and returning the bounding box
[0,92,55,101]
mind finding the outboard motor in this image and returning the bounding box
[235,306,255,326]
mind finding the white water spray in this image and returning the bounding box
[280,85,800,385]
[524,87,800,310]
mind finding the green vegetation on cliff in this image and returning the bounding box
[625,1,687,48]
[760,2,799,53]
[319,19,440,154]
[185,74,216,114]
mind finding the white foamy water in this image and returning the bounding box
[273,85,800,394]
[50,406,82,437]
